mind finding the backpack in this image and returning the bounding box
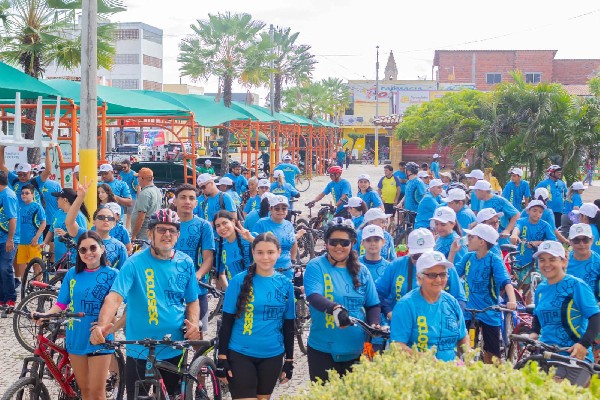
[202,192,245,223]
[12,178,46,208]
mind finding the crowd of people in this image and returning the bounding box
[0,148,599,399]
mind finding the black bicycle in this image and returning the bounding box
[289,208,316,263]
[199,281,225,323]
[391,207,416,245]
[348,316,390,361]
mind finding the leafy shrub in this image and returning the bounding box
[289,346,599,399]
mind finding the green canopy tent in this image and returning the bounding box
[210,131,270,148]
[0,62,61,99]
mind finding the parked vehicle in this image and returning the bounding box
[131,161,200,188]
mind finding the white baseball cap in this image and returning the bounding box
[282,154,292,161]
[196,173,214,186]
[432,153,440,159]
[344,196,364,208]
[362,225,385,240]
[407,228,436,255]
[430,206,456,223]
[103,202,121,216]
[357,174,371,182]
[261,191,275,201]
[442,188,466,202]
[440,171,452,178]
[73,165,79,173]
[569,223,593,239]
[573,203,599,218]
[464,224,499,244]
[16,163,32,173]
[204,159,212,165]
[429,179,444,188]
[98,164,113,173]
[273,170,284,178]
[532,240,565,259]
[571,182,585,191]
[525,200,546,211]
[469,180,492,191]
[363,208,392,223]
[465,169,484,180]
[417,171,430,178]
[509,167,524,177]
[218,177,234,186]
[268,195,289,207]
[416,251,453,274]
[258,179,270,188]
[534,187,549,200]
[476,208,504,224]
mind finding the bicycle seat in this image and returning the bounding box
[290,210,302,216]
[500,244,518,252]
[320,203,333,207]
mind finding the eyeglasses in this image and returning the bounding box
[571,237,591,244]
[327,238,351,247]
[422,272,448,280]
[155,226,179,235]
[78,244,99,255]
[273,206,288,211]
[95,215,116,222]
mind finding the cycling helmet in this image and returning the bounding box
[230,161,241,168]
[328,165,343,175]
[546,165,562,174]
[324,217,357,241]
[405,162,419,175]
[148,209,181,230]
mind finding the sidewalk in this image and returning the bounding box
[582,180,600,203]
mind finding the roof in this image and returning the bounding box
[562,85,592,96]
[0,62,62,99]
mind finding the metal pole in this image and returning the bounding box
[80,0,98,222]
[374,46,380,166]
[269,24,275,116]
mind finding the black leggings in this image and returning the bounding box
[227,350,283,398]
[307,345,359,383]
[125,355,183,400]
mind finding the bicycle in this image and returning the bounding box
[289,208,315,263]
[503,242,542,303]
[294,167,311,192]
[131,239,151,254]
[391,207,416,246]
[102,336,221,399]
[291,264,311,355]
[1,309,125,400]
[465,305,519,362]
[160,180,178,209]
[199,281,225,323]
[348,316,390,361]
[305,203,336,254]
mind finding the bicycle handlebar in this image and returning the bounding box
[348,316,390,339]
[5,308,84,320]
[102,338,207,350]
[509,334,569,353]
[543,351,600,373]
[197,281,224,298]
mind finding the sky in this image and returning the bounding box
[114,1,600,102]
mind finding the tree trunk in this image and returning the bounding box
[274,73,283,112]
[220,75,233,175]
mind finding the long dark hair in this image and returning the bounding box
[588,210,600,234]
[98,183,117,205]
[75,230,109,273]
[258,197,270,218]
[213,210,247,275]
[235,232,280,318]
[324,226,361,289]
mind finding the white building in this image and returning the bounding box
[46,21,164,91]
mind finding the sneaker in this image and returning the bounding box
[6,301,16,308]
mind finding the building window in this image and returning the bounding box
[115,29,139,40]
[143,54,163,69]
[112,79,139,90]
[525,73,541,84]
[114,54,140,64]
[143,80,162,91]
[143,29,163,45]
[486,73,502,84]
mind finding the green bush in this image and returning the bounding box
[289,346,599,399]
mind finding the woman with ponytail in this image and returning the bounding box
[303,218,381,382]
[216,233,296,399]
[213,211,254,288]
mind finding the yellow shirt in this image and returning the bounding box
[378,176,400,204]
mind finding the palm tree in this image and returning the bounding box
[178,12,268,174]
[320,77,352,123]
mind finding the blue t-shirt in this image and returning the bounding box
[57,266,118,355]
[110,223,131,245]
[223,270,295,358]
[502,180,531,211]
[323,179,353,215]
[534,275,600,352]
[567,251,600,302]
[100,179,131,217]
[0,187,19,244]
[197,192,236,224]
[514,217,556,266]
[225,189,241,207]
[243,194,262,214]
[456,206,477,231]
[592,224,600,255]
[535,178,567,214]
[470,191,481,213]
[393,171,407,194]
[480,195,519,232]
[8,172,44,206]
[110,248,198,360]
[304,255,379,359]
[41,179,62,224]
[414,193,441,229]
[119,170,139,200]
[216,236,253,280]
[403,178,426,212]
[375,256,418,315]
[252,217,296,278]
[356,229,396,261]
[357,190,383,209]
[270,182,299,207]
[391,288,467,361]
[175,217,215,296]
[563,193,583,214]
[243,210,263,230]
[455,251,511,326]
[52,210,87,261]
[274,163,301,188]
[359,256,390,282]
[520,207,557,230]
[224,173,248,196]
[351,214,364,229]
[435,232,467,263]
[19,201,45,244]
[430,161,440,179]
[103,237,128,270]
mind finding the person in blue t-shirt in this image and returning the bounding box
[414,179,443,229]
[218,177,241,207]
[174,184,215,334]
[244,193,272,230]
[243,178,269,217]
[345,197,367,229]
[252,196,297,279]
[528,240,600,361]
[214,211,253,285]
[224,161,248,196]
[15,184,46,287]
[452,223,517,363]
[119,159,139,232]
[430,154,441,179]
[535,165,568,227]
[473,180,519,239]
[391,251,468,361]
[465,169,485,213]
[574,203,600,255]
[216,233,296,398]
[561,181,585,235]
[443,188,477,231]
[100,202,133,255]
[567,223,600,302]
[40,177,61,240]
[98,163,132,217]
[196,174,237,226]
[432,206,467,263]
[304,219,380,382]
[356,173,383,210]
[39,230,118,399]
[241,177,261,216]
[274,155,302,188]
[307,165,352,218]
[270,170,300,209]
[354,208,396,261]
[399,162,426,213]
[0,172,19,307]
[89,205,127,270]
[91,208,200,400]
[502,167,531,211]
[393,162,408,198]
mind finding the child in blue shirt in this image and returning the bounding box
[356,174,383,210]
[414,179,443,229]
[567,223,600,302]
[214,211,253,285]
[15,184,46,288]
[345,197,367,229]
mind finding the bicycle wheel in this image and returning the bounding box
[1,377,51,400]
[502,312,516,363]
[208,296,223,322]
[295,297,310,355]
[295,175,310,192]
[21,257,46,299]
[13,290,58,353]
[106,349,125,400]
[187,356,223,400]
[296,228,315,263]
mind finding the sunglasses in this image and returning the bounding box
[272,206,288,211]
[155,226,179,235]
[571,237,591,244]
[422,272,448,280]
[78,244,100,255]
[95,215,116,222]
[198,185,207,190]
[327,238,352,247]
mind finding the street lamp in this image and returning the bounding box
[374,46,380,166]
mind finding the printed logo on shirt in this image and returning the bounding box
[68,278,76,330]
[464,259,471,300]
[243,287,255,335]
[145,269,159,325]
[395,275,405,301]
[324,273,335,329]
[417,316,429,351]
